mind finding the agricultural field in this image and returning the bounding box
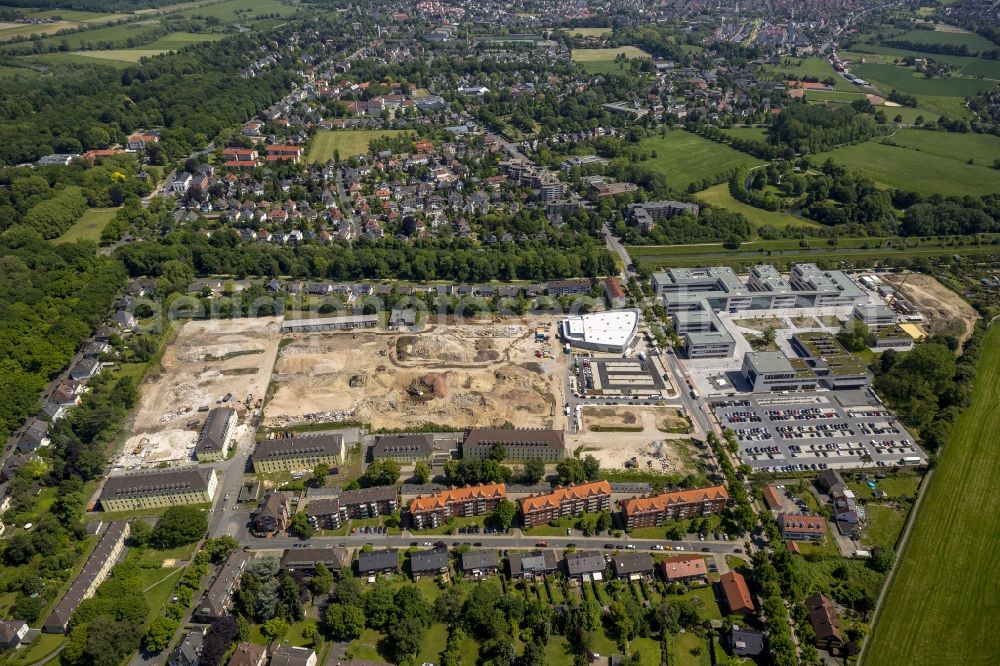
[307,129,408,162]
[52,31,226,63]
[863,326,1000,666]
[571,46,651,73]
[853,62,995,98]
[804,89,940,122]
[638,130,762,191]
[815,131,1000,196]
[54,207,116,244]
[891,27,997,52]
[173,0,299,23]
[694,183,819,230]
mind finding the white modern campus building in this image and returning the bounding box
[559,309,640,353]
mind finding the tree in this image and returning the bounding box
[129,520,152,548]
[201,616,240,666]
[310,463,329,488]
[324,604,365,640]
[150,506,208,549]
[289,512,315,539]
[261,617,289,641]
[596,510,613,532]
[520,458,545,484]
[488,443,506,462]
[556,457,586,485]
[363,580,397,629]
[362,459,401,487]
[837,320,872,352]
[582,454,600,480]
[489,499,517,530]
[205,535,240,563]
[413,461,431,484]
[310,562,334,597]
[388,615,427,663]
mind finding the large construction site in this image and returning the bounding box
[114,314,706,475]
[265,318,570,431]
[115,317,282,470]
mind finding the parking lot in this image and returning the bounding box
[710,391,928,472]
[574,356,667,399]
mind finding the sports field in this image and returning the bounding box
[695,183,818,230]
[863,326,1000,666]
[815,131,1000,196]
[571,46,651,74]
[639,130,762,191]
[55,208,116,244]
[306,130,409,163]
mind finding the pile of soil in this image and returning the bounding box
[421,373,448,398]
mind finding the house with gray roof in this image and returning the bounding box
[410,548,449,577]
[357,549,399,575]
[564,551,606,580]
[509,549,557,579]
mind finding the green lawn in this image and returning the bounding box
[54,207,116,243]
[417,623,449,664]
[672,631,711,666]
[863,505,907,551]
[639,130,763,191]
[571,46,651,73]
[720,126,768,141]
[544,635,575,664]
[677,585,723,620]
[9,633,65,664]
[863,326,1000,665]
[892,28,997,52]
[630,637,662,666]
[307,129,409,163]
[695,183,819,230]
[173,0,298,23]
[346,629,385,661]
[815,131,1000,196]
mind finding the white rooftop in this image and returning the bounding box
[561,309,639,348]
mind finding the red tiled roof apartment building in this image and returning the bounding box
[779,512,827,541]
[519,481,612,527]
[618,485,729,529]
[409,482,506,530]
[264,145,302,163]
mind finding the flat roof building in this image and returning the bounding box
[252,434,345,473]
[99,468,218,512]
[281,547,351,573]
[280,315,377,332]
[559,309,640,353]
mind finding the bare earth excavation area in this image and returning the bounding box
[266,318,569,431]
[116,317,282,469]
[884,273,979,342]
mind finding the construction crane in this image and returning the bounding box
[886,271,912,307]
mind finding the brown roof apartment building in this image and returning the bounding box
[519,480,612,527]
[619,485,729,529]
[779,512,827,541]
[409,482,507,529]
[462,428,566,462]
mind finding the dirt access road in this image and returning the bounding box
[884,273,978,343]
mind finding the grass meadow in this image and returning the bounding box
[571,46,651,74]
[639,130,762,191]
[306,130,409,162]
[863,326,1000,666]
[815,130,1000,196]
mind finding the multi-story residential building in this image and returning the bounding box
[44,522,130,632]
[251,434,345,473]
[463,429,566,462]
[409,482,507,529]
[619,485,729,529]
[778,512,827,541]
[98,468,218,512]
[339,486,398,519]
[193,552,251,622]
[660,556,708,583]
[264,145,302,163]
[194,407,237,461]
[519,481,612,527]
[371,434,435,463]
